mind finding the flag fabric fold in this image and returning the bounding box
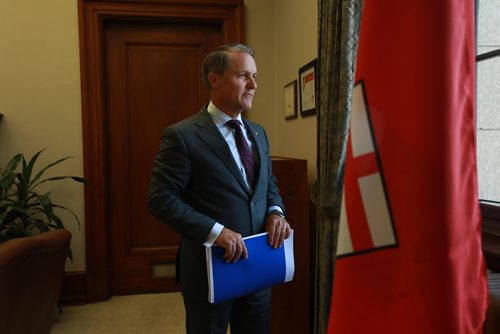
[328,1,488,333]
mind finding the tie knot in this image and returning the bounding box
[226,119,242,130]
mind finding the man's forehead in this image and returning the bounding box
[228,53,256,71]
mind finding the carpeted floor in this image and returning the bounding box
[51,272,500,334]
[51,292,185,334]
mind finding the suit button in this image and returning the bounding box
[250,202,254,207]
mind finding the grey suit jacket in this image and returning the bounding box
[147,107,285,301]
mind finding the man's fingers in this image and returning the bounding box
[223,244,234,261]
[273,225,282,248]
[233,242,243,262]
[266,213,291,248]
[224,239,247,263]
[271,222,290,248]
[276,225,286,248]
[268,228,275,247]
[241,241,248,259]
[217,228,247,263]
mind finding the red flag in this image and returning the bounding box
[328,1,488,333]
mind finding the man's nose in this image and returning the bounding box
[248,76,257,89]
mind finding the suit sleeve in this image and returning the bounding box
[147,126,216,243]
[262,129,286,216]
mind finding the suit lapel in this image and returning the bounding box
[194,109,250,193]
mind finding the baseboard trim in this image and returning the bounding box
[60,271,87,305]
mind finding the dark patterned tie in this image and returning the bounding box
[226,119,257,187]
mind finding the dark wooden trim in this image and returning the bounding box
[308,196,317,333]
[482,202,500,220]
[78,0,245,302]
[476,49,500,62]
[60,271,87,306]
[481,202,500,271]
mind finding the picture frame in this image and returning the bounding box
[298,59,318,117]
[284,80,297,120]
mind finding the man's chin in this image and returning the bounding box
[241,102,253,112]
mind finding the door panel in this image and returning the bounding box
[104,21,222,294]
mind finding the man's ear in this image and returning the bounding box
[208,72,218,90]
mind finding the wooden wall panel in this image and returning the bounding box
[270,157,311,334]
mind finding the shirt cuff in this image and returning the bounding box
[267,205,284,215]
[203,222,224,247]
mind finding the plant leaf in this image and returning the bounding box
[30,218,50,233]
[26,149,46,177]
[4,222,28,239]
[67,247,74,262]
[38,176,89,185]
[51,213,65,230]
[36,192,54,221]
[23,149,46,191]
[0,153,22,179]
[29,156,74,190]
[52,203,81,229]
[0,172,18,198]
[0,154,22,198]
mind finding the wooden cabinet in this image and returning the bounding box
[270,157,311,334]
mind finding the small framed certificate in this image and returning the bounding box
[298,59,317,117]
[284,80,297,120]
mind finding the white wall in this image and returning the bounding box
[244,0,276,145]
[245,0,318,184]
[477,0,500,202]
[0,0,85,271]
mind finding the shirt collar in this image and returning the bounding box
[207,101,244,127]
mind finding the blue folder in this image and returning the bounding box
[205,231,295,304]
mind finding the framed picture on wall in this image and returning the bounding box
[284,80,297,120]
[298,59,317,117]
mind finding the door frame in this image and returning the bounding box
[78,0,244,302]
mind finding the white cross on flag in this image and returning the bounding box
[337,81,397,257]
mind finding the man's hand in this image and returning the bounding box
[266,214,291,249]
[215,228,248,263]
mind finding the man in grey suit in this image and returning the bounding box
[148,44,291,334]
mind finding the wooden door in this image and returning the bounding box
[104,21,221,294]
[78,0,244,301]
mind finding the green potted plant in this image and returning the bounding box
[0,149,87,260]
